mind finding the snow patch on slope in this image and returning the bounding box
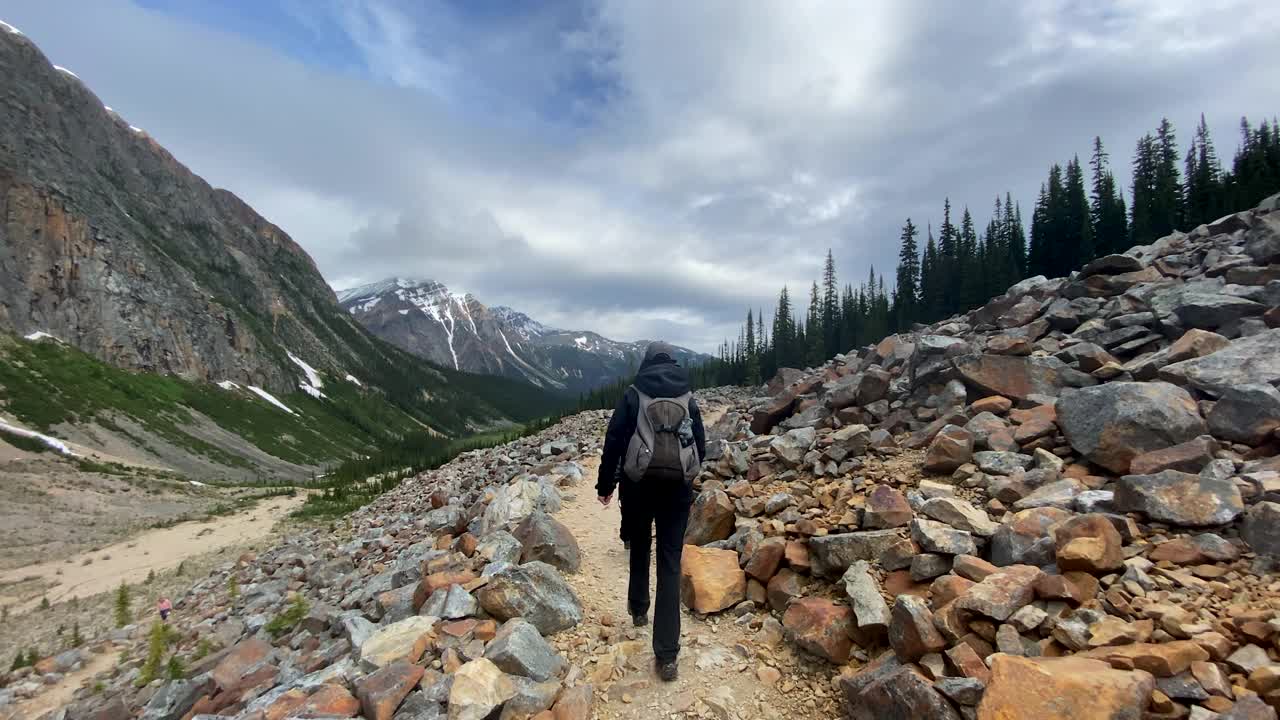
[0,418,77,456]
[287,351,326,399]
[0,19,22,35]
[248,386,295,415]
[345,374,363,387]
[217,380,240,391]
[53,65,79,79]
[23,331,57,342]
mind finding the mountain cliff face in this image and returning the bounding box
[0,27,560,465]
[338,278,708,393]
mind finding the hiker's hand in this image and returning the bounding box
[598,494,613,507]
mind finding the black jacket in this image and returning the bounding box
[596,359,705,498]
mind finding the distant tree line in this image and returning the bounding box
[696,113,1280,387]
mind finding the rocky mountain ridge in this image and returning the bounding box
[8,194,1280,719]
[338,277,707,393]
[0,27,561,471]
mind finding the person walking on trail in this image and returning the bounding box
[597,341,706,682]
[157,596,172,622]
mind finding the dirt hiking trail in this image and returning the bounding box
[0,493,307,613]
[550,406,843,720]
[10,646,121,720]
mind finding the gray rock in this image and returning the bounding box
[1245,213,1280,262]
[475,531,523,566]
[1057,382,1208,474]
[420,584,478,620]
[140,680,205,720]
[990,507,1071,567]
[973,451,1033,476]
[475,562,582,635]
[770,427,816,466]
[1012,479,1084,511]
[933,676,985,706]
[809,530,902,578]
[920,497,997,537]
[1242,502,1280,557]
[910,519,977,556]
[1207,383,1280,445]
[841,561,890,640]
[1074,490,1115,513]
[513,510,581,573]
[910,553,952,582]
[498,677,561,720]
[341,613,377,649]
[1115,470,1244,526]
[483,618,567,682]
[1160,329,1280,398]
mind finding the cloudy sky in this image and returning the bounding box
[2,1,1278,352]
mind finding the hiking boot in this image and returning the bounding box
[633,613,648,627]
[657,660,678,682]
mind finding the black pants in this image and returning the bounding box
[624,477,691,664]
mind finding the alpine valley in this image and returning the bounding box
[338,278,708,394]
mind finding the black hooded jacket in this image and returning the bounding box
[596,347,706,498]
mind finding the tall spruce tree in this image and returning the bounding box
[1183,114,1223,228]
[1064,157,1095,268]
[821,249,840,357]
[938,199,959,315]
[1089,137,1128,256]
[806,282,823,367]
[958,207,983,310]
[1152,117,1182,237]
[919,223,941,322]
[893,218,920,330]
[1131,133,1159,244]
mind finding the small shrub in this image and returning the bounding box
[227,575,239,600]
[265,594,309,638]
[137,621,177,686]
[146,569,156,584]
[192,637,216,661]
[92,681,105,694]
[40,596,50,611]
[70,622,84,648]
[166,654,186,680]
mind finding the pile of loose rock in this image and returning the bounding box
[672,192,1280,719]
[6,412,622,720]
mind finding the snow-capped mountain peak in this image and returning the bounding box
[337,278,707,393]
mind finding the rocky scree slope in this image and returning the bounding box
[339,278,707,393]
[0,29,559,466]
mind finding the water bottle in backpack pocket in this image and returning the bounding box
[623,389,699,483]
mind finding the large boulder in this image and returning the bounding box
[1242,502,1280,557]
[360,616,437,669]
[862,485,913,529]
[680,544,747,613]
[977,655,1155,720]
[923,425,974,474]
[1159,329,1280,397]
[357,661,424,720]
[1057,382,1207,474]
[483,618,566,682]
[783,597,856,664]
[1207,383,1280,445]
[448,659,517,720]
[953,353,1096,401]
[770,427,817,467]
[1114,470,1243,527]
[809,530,902,578]
[990,507,1070,567]
[513,511,581,573]
[479,479,561,535]
[476,562,582,635]
[684,488,737,546]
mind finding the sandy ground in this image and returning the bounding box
[10,645,121,720]
[551,407,843,720]
[0,492,308,613]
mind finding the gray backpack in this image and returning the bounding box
[623,389,700,483]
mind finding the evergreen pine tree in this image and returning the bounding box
[1131,133,1159,244]
[1089,137,1128,256]
[938,199,959,315]
[743,309,760,386]
[1153,117,1182,237]
[919,224,941,322]
[114,582,131,628]
[958,207,983,310]
[821,250,840,357]
[1029,182,1051,277]
[806,282,824,367]
[893,218,920,329]
[1064,157,1095,267]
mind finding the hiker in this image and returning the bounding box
[157,596,172,622]
[597,341,705,682]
